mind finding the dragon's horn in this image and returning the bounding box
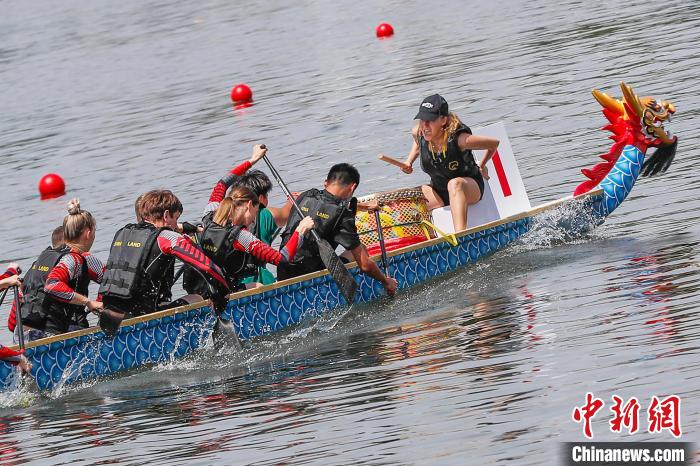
[660,100,676,115]
[620,82,644,119]
[592,89,624,115]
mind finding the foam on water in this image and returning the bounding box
[512,197,605,252]
[0,374,38,409]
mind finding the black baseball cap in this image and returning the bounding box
[414,94,449,121]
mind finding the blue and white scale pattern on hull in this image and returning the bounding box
[227,217,532,340]
[593,145,644,218]
[0,307,215,391]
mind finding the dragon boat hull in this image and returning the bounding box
[0,188,607,393]
[0,81,677,394]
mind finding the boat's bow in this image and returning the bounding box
[574,82,678,219]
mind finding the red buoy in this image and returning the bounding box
[38,173,66,200]
[230,84,253,104]
[376,23,394,38]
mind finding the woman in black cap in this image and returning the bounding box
[382,94,499,231]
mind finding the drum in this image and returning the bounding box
[355,187,435,254]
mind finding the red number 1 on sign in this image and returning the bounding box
[491,151,512,197]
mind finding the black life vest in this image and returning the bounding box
[19,245,71,330]
[419,123,481,187]
[43,252,91,335]
[99,222,174,316]
[280,188,351,264]
[183,214,255,295]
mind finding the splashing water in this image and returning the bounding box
[0,374,38,409]
[515,197,604,251]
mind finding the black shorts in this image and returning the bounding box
[430,175,485,206]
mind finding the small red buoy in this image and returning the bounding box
[376,23,394,38]
[38,173,66,200]
[230,84,253,104]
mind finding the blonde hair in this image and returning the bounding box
[212,186,258,225]
[422,112,463,154]
[63,198,96,242]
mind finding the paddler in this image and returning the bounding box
[185,185,314,294]
[276,163,398,296]
[382,94,499,231]
[234,169,294,285]
[9,226,66,342]
[99,190,231,317]
[0,267,29,371]
[184,146,315,294]
[42,199,106,336]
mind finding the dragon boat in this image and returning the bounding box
[0,82,678,394]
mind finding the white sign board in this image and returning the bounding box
[431,121,530,233]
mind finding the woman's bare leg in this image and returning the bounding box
[421,185,445,210]
[447,177,481,231]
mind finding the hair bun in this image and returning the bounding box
[67,198,82,215]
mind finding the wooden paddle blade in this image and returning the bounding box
[99,309,125,337]
[316,237,358,304]
[378,154,410,171]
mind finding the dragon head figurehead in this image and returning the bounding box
[593,82,676,146]
[638,96,676,146]
[574,82,679,195]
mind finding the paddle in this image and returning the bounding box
[172,262,241,350]
[378,154,411,172]
[13,286,25,350]
[0,288,9,310]
[373,209,390,276]
[173,264,186,284]
[261,152,358,304]
[98,307,126,337]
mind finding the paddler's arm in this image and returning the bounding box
[401,125,421,174]
[377,126,419,175]
[334,211,397,295]
[267,202,292,229]
[157,231,230,292]
[0,263,20,280]
[267,192,299,228]
[350,245,397,295]
[205,144,268,212]
[236,217,314,265]
[177,221,203,235]
[458,133,499,180]
[0,275,21,290]
[44,254,104,314]
[355,200,380,212]
[0,345,31,374]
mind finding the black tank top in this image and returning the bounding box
[419,123,482,189]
